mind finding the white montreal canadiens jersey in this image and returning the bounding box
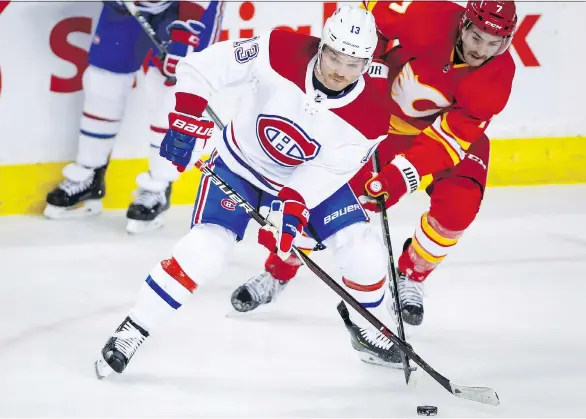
[175,29,390,208]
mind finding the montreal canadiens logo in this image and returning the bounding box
[256,114,321,167]
[221,199,236,211]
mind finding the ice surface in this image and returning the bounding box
[0,185,585,417]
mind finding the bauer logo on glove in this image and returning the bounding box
[160,112,214,172]
[171,118,214,136]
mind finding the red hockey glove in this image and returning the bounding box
[258,187,309,261]
[362,155,421,212]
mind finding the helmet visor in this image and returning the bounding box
[321,45,369,79]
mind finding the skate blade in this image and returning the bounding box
[126,217,165,235]
[230,299,260,314]
[226,298,270,317]
[94,356,115,380]
[44,200,103,220]
[357,351,417,371]
[227,301,264,316]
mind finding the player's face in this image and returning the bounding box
[460,26,504,66]
[318,46,368,90]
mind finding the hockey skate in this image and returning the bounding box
[231,271,289,312]
[386,270,425,326]
[397,270,425,326]
[44,163,106,219]
[337,302,412,369]
[385,238,425,326]
[126,173,172,234]
[95,316,149,379]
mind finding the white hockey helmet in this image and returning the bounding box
[319,5,379,74]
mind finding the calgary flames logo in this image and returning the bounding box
[391,62,451,118]
[256,114,320,167]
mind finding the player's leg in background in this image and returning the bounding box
[95,151,263,379]
[396,135,490,326]
[125,66,176,234]
[125,4,178,233]
[44,5,149,219]
[126,2,226,233]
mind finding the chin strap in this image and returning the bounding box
[316,43,325,77]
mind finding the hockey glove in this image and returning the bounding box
[362,155,421,212]
[160,112,214,172]
[154,19,206,79]
[258,188,310,261]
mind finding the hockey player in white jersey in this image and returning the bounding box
[94,5,397,378]
[43,1,224,234]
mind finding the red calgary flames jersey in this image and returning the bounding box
[363,1,516,176]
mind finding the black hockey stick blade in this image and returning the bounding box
[337,301,353,328]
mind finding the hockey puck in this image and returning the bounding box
[417,406,437,416]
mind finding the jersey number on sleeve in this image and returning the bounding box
[389,1,412,14]
[233,37,260,64]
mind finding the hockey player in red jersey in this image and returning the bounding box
[231,0,517,366]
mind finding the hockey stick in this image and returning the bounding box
[122,1,225,128]
[371,150,412,384]
[192,156,499,406]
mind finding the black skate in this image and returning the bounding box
[95,316,149,379]
[231,271,288,312]
[44,163,107,219]
[337,302,414,369]
[126,173,172,234]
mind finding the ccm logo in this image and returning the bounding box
[485,21,502,29]
[467,153,487,170]
[172,119,213,136]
